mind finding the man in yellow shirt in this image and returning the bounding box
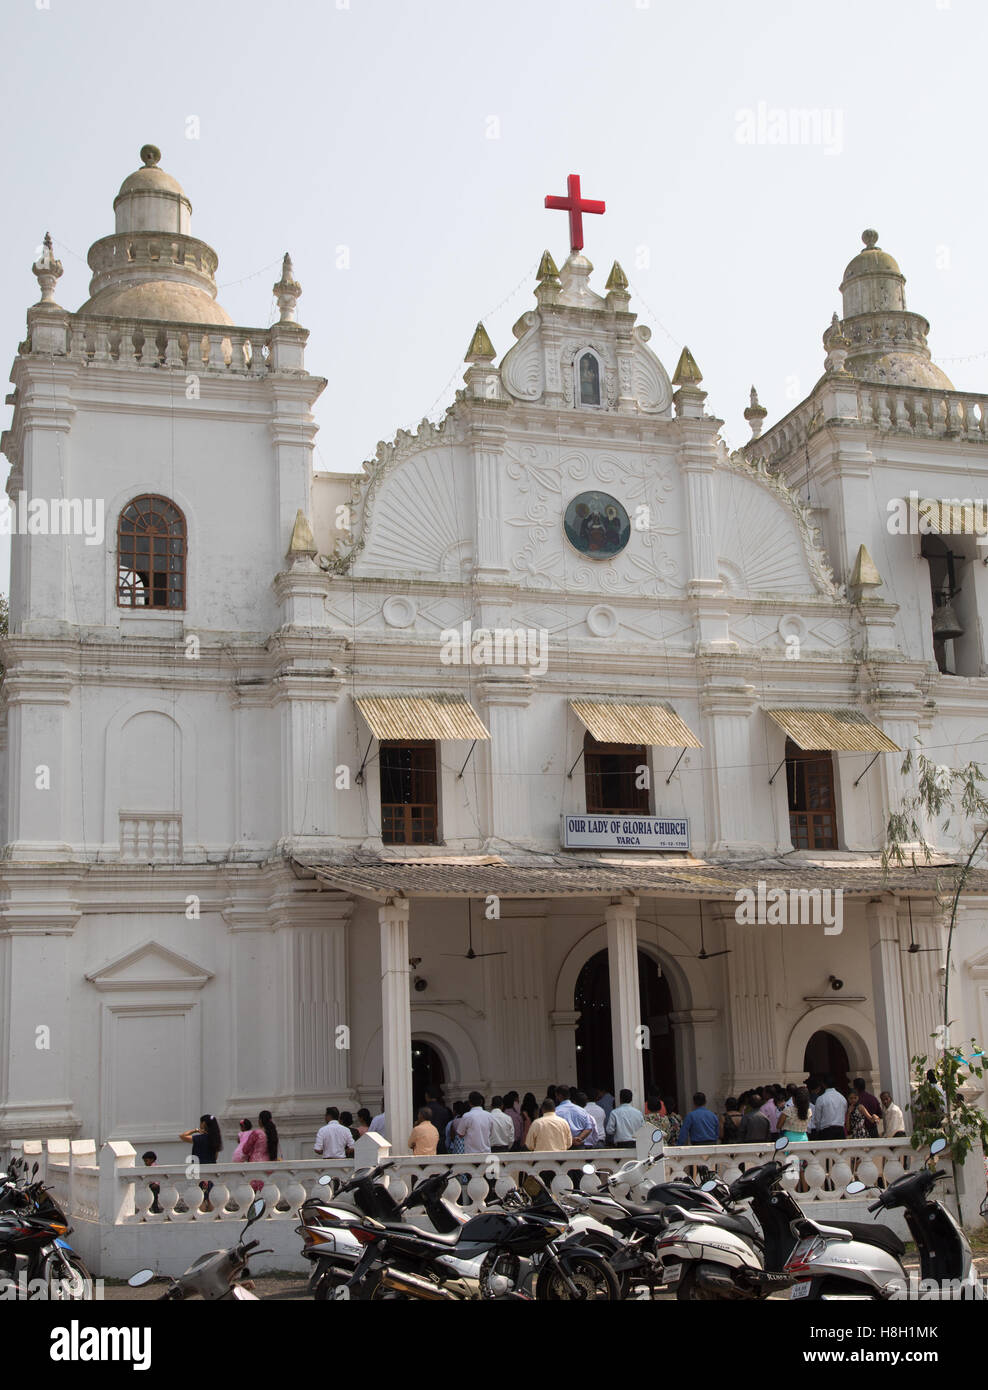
[524,1099,574,1152]
[408,1107,440,1155]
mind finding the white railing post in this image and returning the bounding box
[99,1141,137,1227]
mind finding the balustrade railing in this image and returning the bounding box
[17,1137,921,1227]
[56,317,270,373]
[119,813,182,862]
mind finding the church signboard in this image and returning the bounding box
[561,814,690,851]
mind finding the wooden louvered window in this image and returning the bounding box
[117,495,186,609]
[786,738,838,849]
[584,733,650,815]
[380,741,438,844]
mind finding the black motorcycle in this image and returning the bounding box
[339,1174,620,1301]
[0,1160,92,1299]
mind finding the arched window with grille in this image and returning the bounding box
[117,496,186,610]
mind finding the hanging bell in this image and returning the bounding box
[932,598,964,642]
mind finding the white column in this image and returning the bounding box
[867,896,913,1121]
[606,896,645,1106]
[471,423,508,580]
[379,899,413,1154]
[721,906,778,1092]
[699,680,761,854]
[479,675,534,846]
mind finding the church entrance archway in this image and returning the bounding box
[411,1039,446,1113]
[574,949,676,1104]
[803,1030,850,1094]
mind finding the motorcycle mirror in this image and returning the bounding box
[930,1137,947,1156]
[128,1269,155,1287]
[845,1180,866,1195]
[246,1198,266,1224]
[774,1136,789,1152]
[700,1179,718,1192]
[651,1129,664,1145]
[318,1174,332,1185]
[31,1163,39,1176]
[582,1164,596,1175]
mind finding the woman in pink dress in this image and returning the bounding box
[240,1110,279,1194]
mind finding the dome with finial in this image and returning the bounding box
[76,145,232,326]
[832,227,953,391]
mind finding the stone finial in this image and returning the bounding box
[288,508,317,557]
[861,228,879,249]
[464,321,496,363]
[744,384,768,438]
[140,144,162,168]
[605,260,629,292]
[823,310,851,375]
[536,249,560,284]
[273,252,302,323]
[849,543,883,601]
[31,232,63,305]
[672,346,703,386]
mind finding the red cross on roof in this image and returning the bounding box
[544,173,606,253]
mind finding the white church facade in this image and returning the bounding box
[2,147,987,1158]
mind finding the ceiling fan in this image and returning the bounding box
[441,899,507,961]
[902,900,940,954]
[673,901,731,961]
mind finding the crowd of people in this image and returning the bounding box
[331,1074,914,1157]
[150,1074,915,1215]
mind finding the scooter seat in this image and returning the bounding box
[614,1199,668,1219]
[836,1221,906,1258]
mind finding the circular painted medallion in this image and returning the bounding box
[563,491,631,560]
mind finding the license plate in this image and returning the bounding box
[790,1280,811,1300]
[663,1263,682,1285]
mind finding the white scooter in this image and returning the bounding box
[129,1198,270,1300]
[786,1137,984,1300]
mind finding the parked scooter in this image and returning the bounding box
[573,1145,762,1297]
[705,1136,905,1279]
[128,1198,271,1300]
[785,1137,984,1301]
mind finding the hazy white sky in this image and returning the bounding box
[2,0,986,589]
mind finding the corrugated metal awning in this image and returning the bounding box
[355,693,490,742]
[570,700,702,748]
[765,708,900,753]
[294,855,972,901]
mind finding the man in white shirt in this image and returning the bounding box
[368,1111,388,1141]
[606,1089,645,1148]
[581,1090,607,1147]
[880,1090,906,1138]
[813,1075,848,1140]
[489,1096,515,1152]
[454,1092,493,1153]
[314,1106,354,1159]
